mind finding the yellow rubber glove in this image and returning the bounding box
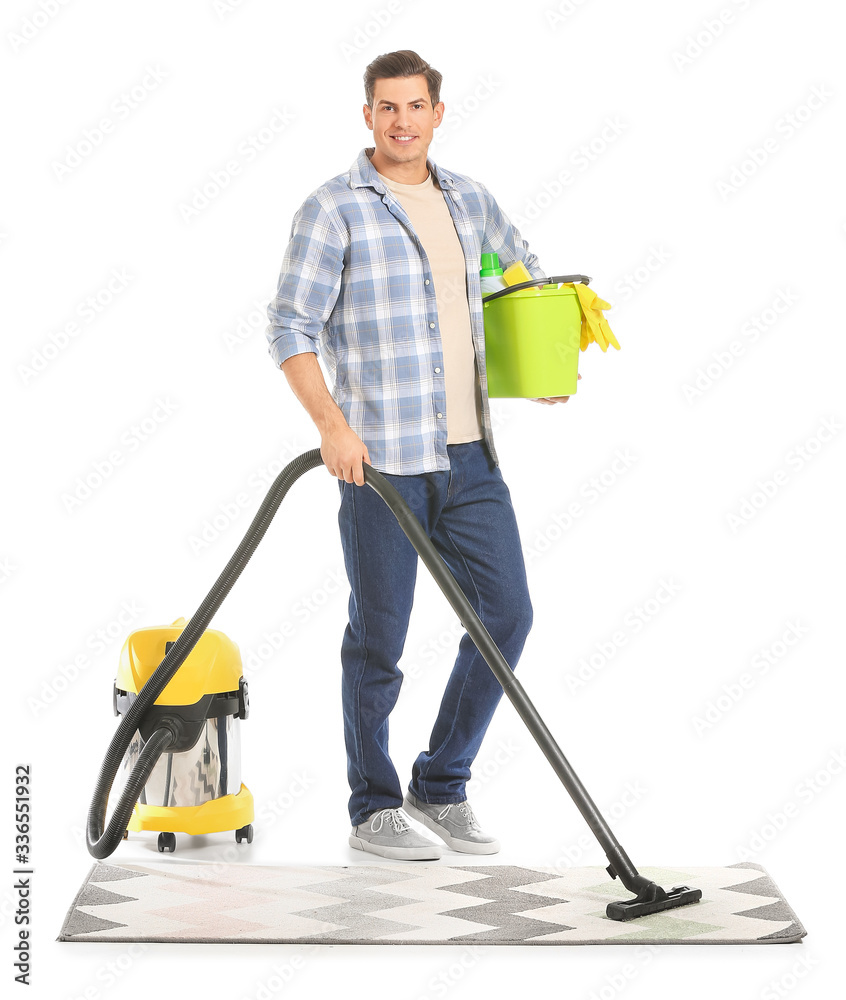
[571,283,620,353]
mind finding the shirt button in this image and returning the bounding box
[429,322,435,329]
[434,367,441,373]
[425,279,430,285]
[437,412,443,418]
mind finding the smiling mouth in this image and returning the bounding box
[390,135,417,143]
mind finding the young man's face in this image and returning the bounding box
[363,74,444,179]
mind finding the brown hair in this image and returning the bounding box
[363,50,442,109]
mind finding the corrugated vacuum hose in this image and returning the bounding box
[86,448,702,920]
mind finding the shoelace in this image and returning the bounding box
[437,801,480,831]
[370,808,411,835]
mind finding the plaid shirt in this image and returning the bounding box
[265,146,546,474]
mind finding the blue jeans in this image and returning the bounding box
[336,439,533,828]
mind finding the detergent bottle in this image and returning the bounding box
[479,253,507,297]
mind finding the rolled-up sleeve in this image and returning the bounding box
[265,195,345,368]
[479,183,546,283]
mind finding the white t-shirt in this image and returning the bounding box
[377,168,484,445]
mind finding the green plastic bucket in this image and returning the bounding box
[483,274,589,398]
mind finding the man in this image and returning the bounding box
[265,50,575,860]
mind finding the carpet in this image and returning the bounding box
[59,861,806,945]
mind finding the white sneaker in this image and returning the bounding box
[349,807,443,860]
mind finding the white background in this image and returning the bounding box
[2,0,844,997]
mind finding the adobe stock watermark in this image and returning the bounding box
[240,569,346,678]
[350,614,470,731]
[760,954,819,1000]
[51,65,169,181]
[61,397,180,513]
[546,0,593,27]
[608,245,672,311]
[186,439,312,553]
[211,0,253,19]
[7,0,74,53]
[564,579,682,694]
[0,888,19,931]
[244,956,307,1000]
[67,943,149,1000]
[431,75,500,147]
[27,600,145,717]
[735,748,846,861]
[0,558,17,587]
[682,286,798,403]
[524,449,638,564]
[725,416,841,532]
[341,1,407,61]
[415,947,486,1000]
[511,117,627,229]
[586,946,659,1000]
[717,84,834,201]
[549,780,647,873]
[466,738,521,797]
[387,616,464,703]
[254,772,316,831]
[18,267,134,386]
[691,620,808,736]
[418,618,462,669]
[174,779,314,879]
[178,107,295,223]
[223,296,273,353]
[487,392,520,439]
[671,0,760,73]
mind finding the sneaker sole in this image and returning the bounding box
[403,799,501,855]
[348,835,442,861]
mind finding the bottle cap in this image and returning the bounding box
[480,253,503,276]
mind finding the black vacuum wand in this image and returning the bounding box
[86,448,701,920]
[364,460,701,921]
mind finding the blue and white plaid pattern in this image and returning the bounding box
[266,147,546,474]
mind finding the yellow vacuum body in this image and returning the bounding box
[112,618,254,852]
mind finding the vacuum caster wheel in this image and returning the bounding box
[157,832,176,853]
[235,824,253,845]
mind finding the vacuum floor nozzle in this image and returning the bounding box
[606,882,703,922]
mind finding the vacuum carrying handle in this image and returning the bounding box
[482,273,591,304]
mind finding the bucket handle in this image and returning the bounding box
[482,273,591,304]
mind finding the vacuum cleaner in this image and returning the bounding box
[87,465,702,920]
[111,618,253,853]
[85,275,702,921]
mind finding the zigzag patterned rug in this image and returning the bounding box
[59,861,806,945]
